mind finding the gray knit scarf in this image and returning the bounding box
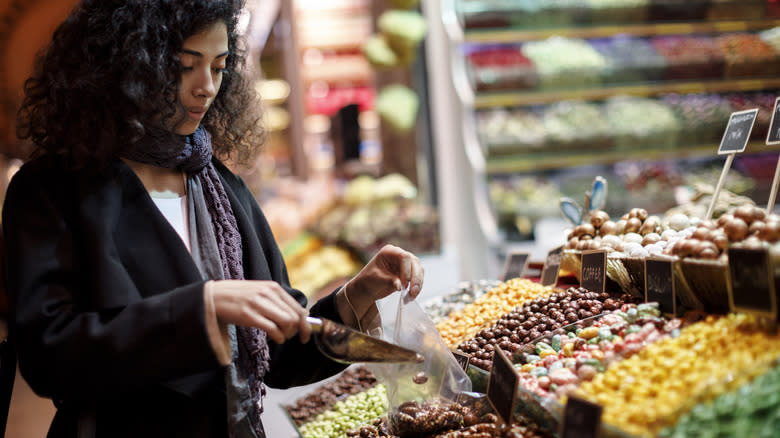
[124,127,269,437]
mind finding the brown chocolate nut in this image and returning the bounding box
[413,372,428,385]
[724,217,748,242]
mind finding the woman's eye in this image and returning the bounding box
[182,66,194,71]
[213,67,226,74]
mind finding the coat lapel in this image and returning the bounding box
[113,160,204,299]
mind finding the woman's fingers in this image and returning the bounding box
[399,252,412,290]
[212,280,310,343]
[383,245,423,298]
[245,311,289,344]
[249,293,301,339]
[409,256,424,299]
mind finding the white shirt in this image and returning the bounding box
[150,192,191,252]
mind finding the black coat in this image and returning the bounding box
[2,156,347,437]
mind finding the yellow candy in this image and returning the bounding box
[573,314,780,437]
[578,326,599,339]
[520,363,535,373]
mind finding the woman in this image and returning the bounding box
[3,1,424,437]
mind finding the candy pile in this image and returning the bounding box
[650,35,724,80]
[514,303,682,399]
[542,100,611,151]
[478,109,546,153]
[286,366,378,426]
[572,313,780,437]
[423,280,502,325]
[591,35,664,83]
[456,287,639,371]
[436,279,556,350]
[716,33,780,78]
[661,93,733,145]
[658,362,780,438]
[522,37,606,89]
[467,47,537,92]
[725,92,777,140]
[298,384,388,438]
[476,90,777,155]
[604,96,680,150]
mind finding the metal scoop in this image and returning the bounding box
[307,316,423,364]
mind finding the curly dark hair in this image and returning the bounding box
[17,0,264,170]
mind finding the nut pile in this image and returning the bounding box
[436,279,556,350]
[566,204,780,261]
[666,205,780,260]
[286,366,378,426]
[572,313,780,437]
[566,207,662,253]
[456,287,639,371]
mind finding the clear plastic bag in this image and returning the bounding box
[367,287,472,436]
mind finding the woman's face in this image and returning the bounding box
[174,20,229,135]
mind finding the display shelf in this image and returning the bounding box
[461,18,780,43]
[443,0,780,244]
[474,78,780,109]
[484,142,780,175]
[430,0,780,280]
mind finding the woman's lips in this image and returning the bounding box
[187,107,207,121]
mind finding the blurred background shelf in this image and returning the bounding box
[462,18,780,43]
[485,141,780,174]
[474,78,780,108]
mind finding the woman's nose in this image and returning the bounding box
[193,69,217,97]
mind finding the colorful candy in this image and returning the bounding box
[572,314,780,437]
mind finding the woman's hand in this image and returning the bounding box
[346,244,424,305]
[210,280,311,344]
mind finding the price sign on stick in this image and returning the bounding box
[719,108,758,154]
[767,96,780,145]
[580,250,607,293]
[501,251,530,281]
[452,350,471,372]
[707,108,759,220]
[561,395,603,438]
[487,348,519,425]
[727,247,778,320]
[765,97,780,214]
[540,245,564,287]
[644,257,677,316]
